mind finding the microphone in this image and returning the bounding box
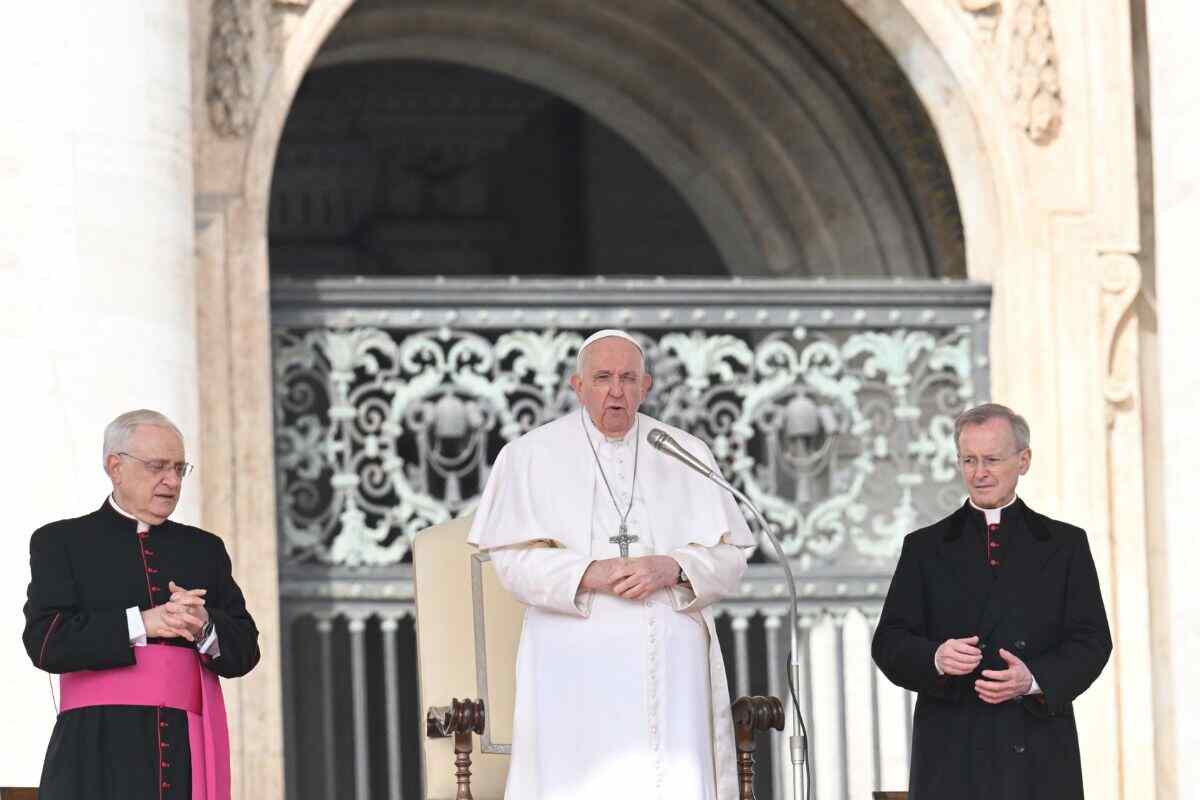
[646,428,718,480]
[646,427,811,800]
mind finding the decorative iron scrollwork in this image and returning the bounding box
[274,320,980,568]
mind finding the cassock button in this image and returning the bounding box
[162,782,171,790]
[1014,640,1027,650]
[989,559,999,566]
[1012,744,1026,754]
[990,541,999,548]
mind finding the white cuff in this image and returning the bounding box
[572,587,594,616]
[1026,675,1041,695]
[127,606,147,646]
[197,625,221,657]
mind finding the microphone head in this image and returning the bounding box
[647,428,669,449]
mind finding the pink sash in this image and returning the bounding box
[60,644,230,800]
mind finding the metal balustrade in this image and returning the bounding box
[277,595,915,800]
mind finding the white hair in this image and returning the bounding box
[574,330,646,376]
[102,409,184,468]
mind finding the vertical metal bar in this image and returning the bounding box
[380,615,403,800]
[764,611,785,800]
[348,614,371,800]
[834,611,849,800]
[731,612,752,700]
[281,610,298,800]
[868,613,883,792]
[316,614,337,800]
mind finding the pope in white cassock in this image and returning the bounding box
[468,329,756,800]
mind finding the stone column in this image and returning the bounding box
[0,2,196,786]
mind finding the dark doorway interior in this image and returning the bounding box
[269,60,729,278]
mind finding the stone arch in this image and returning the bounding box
[215,2,1012,793]
[247,0,974,280]
[835,0,1020,286]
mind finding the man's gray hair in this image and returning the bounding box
[102,409,184,467]
[953,403,1030,452]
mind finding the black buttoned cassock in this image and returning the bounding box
[872,499,1111,800]
[23,500,260,800]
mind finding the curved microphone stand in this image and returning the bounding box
[647,429,811,800]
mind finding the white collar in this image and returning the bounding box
[580,408,639,447]
[109,494,152,533]
[968,494,1017,526]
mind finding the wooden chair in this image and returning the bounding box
[413,514,512,799]
[413,515,784,800]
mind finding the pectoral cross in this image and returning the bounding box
[609,525,639,559]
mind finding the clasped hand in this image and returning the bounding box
[581,556,680,601]
[141,581,210,641]
[935,635,1033,704]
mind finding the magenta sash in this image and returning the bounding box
[60,644,230,800]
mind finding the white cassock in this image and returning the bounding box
[468,410,756,800]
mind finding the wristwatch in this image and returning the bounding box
[196,619,215,648]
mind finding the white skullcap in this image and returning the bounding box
[575,329,644,373]
[578,329,643,355]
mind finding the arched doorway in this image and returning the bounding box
[263,5,977,799]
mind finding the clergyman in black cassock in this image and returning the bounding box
[22,410,259,800]
[872,404,1111,800]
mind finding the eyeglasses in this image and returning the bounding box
[957,452,1022,472]
[118,452,194,479]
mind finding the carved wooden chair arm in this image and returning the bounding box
[426,698,486,800]
[732,695,786,800]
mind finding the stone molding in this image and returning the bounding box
[206,0,255,137]
[959,0,1001,40]
[955,0,1064,144]
[1008,0,1063,144]
[1100,251,1143,423]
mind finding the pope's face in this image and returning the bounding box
[957,417,1030,509]
[570,338,652,438]
[106,424,186,525]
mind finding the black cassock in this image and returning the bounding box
[23,500,260,800]
[872,499,1111,800]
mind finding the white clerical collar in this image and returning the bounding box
[580,408,638,447]
[968,495,1017,526]
[109,495,151,533]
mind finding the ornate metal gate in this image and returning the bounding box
[272,276,990,800]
